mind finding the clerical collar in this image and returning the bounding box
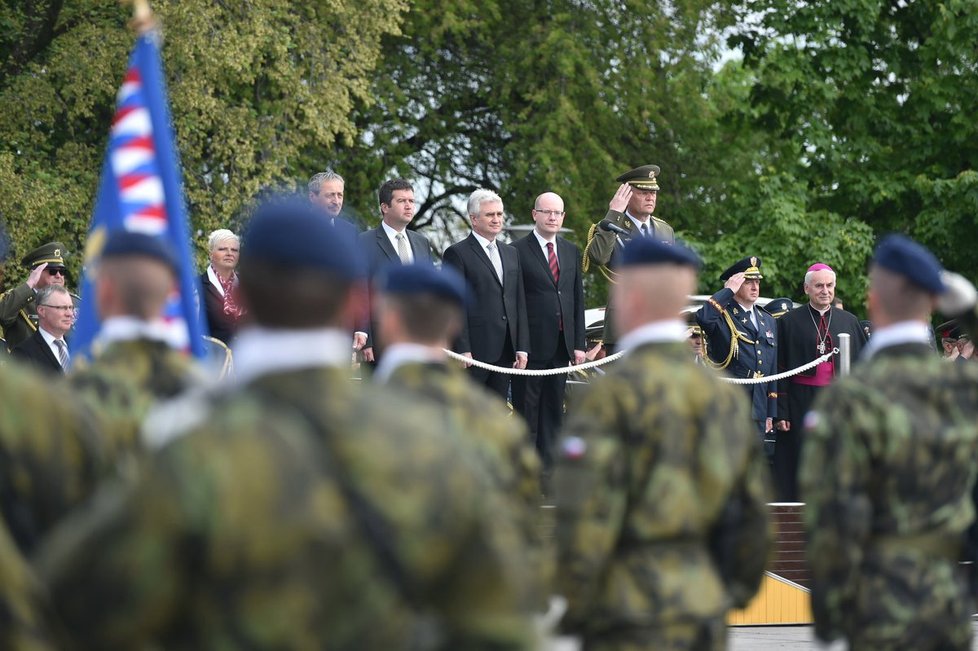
[861,321,932,361]
[374,343,445,383]
[618,319,687,352]
[233,326,351,385]
[809,303,831,315]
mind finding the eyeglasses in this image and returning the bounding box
[533,209,565,217]
[46,267,67,276]
[39,304,75,313]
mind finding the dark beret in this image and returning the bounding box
[101,230,177,272]
[242,194,366,280]
[873,234,944,294]
[379,263,468,308]
[616,165,660,191]
[720,256,763,282]
[22,242,67,268]
[620,237,701,270]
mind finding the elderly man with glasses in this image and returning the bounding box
[10,285,75,376]
[0,242,81,351]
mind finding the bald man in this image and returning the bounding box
[511,192,586,479]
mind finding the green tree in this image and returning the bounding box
[0,0,405,290]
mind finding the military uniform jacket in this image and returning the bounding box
[801,343,978,647]
[583,210,674,345]
[38,366,537,650]
[0,520,56,650]
[554,341,772,637]
[696,288,777,422]
[776,305,867,423]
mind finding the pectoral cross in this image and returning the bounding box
[817,341,826,355]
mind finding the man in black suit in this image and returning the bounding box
[511,192,586,472]
[10,285,75,376]
[443,189,529,400]
[359,178,433,361]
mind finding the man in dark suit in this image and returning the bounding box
[10,285,74,376]
[774,262,868,501]
[443,188,529,400]
[511,192,585,473]
[358,178,433,361]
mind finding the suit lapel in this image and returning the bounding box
[525,236,556,287]
[375,227,398,262]
[37,332,62,370]
[468,235,501,286]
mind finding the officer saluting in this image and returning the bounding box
[697,256,778,450]
[0,242,80,350]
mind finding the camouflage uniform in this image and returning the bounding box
[38,366,537,650]
[801,344,978,650]
[384,360,549,593]
[0,520,56,651]
[0,362,105,554]
[554,341,772,650]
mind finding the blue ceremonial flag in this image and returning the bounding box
[72,30,207,360]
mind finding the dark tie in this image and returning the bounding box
[641,223,650,238]
[547,242,560,283]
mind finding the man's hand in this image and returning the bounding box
[776,420,791,432]
[573,349,586,365]
[461,352,473,368]
[585,341,604,361]
[608,184,632,213]
[514,352,528,370]
[26,263,47,289]
[352,332,367,351]
[362,347,375,363]
[724,271,746,293]
[765,417,773,433]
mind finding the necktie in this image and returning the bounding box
[395,233,411,264]
[487,242,504,284]
[640,223,650,238]
[54,339,69,370]
[547,242,560,283]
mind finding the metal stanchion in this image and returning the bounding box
[838,332,851,376]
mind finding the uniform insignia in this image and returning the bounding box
[782,302,788,311]
[733,307,739,314]
[648,170,656,180]
[765,330,773,338]
[750,256,757,267]
[560,436,587,460]
[741,318,748,324]
[54,248,61,257]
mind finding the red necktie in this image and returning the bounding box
[547,242,560,283]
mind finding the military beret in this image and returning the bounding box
[620,237,701,270]
[100,230,177,273]
[616,164,660,191]
[720,256,763,282]
[22,241,67,269]
[765,297,794,318]
[873,233,944,294]
[379,263,468,308]
[242,194,366,280]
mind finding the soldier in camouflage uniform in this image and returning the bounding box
[555,237,772,650]
[68,231,205,461]
[0,518,56,651]
[372,263,548,596]
[801,235,978,651]
[37,197,537,650]
[0,242,80,350]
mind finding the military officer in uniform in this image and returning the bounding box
[0,242,80,350]
[372,263,547,597]
[555,237,771,650]
[583,165,675,353]
[801,235,978,651]
[37,196,537,650]
[697,256,778,451]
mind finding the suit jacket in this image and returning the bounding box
[696,288,777,422]
[198,272,236,345]
[10,330,64,376]
[513,233,586,362]
[359,225,433,278]
[442,234,530,362]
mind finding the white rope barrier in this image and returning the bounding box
[441,347,840,384]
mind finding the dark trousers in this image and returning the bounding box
[468,332,516,402]
[512,346,570,471]
[774,382,824,502]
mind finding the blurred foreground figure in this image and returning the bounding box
[801,235,978,651]
[555,237,772,651]
[0,519,56,650]
[37,197,537,650]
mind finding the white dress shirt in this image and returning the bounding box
[381,221,413,264]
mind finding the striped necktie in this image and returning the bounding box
[547,242,560,283]
[54,339,69,370]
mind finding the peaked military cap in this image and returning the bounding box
[873,233,945,294]
[765,297,794,318]
[616,164,660,191]
[22,242,67,269]
[720,256,763,282]
[937,319,962,340]
[242,194,366,280]
[101,230,178,273]
[620,237,701,270]
[379,263,468,308]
